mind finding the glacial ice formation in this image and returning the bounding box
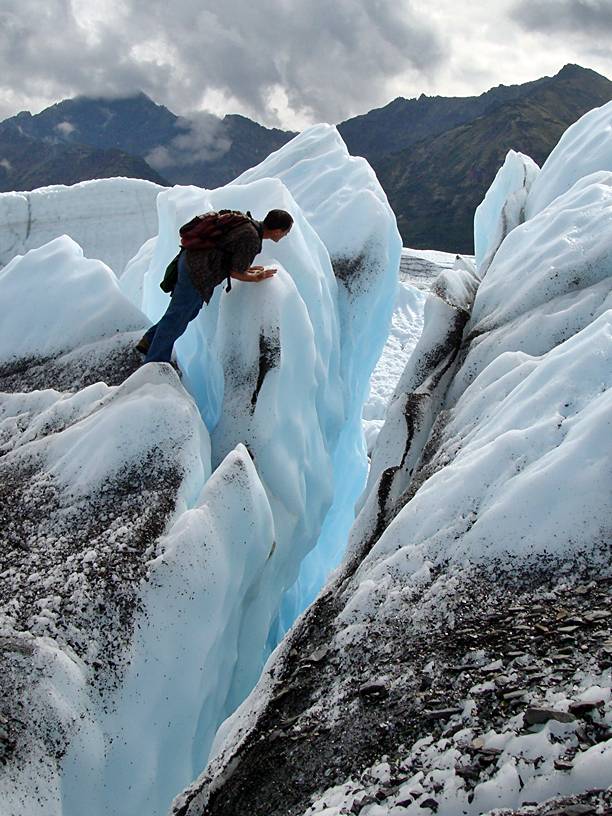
[0,126,401,816]
[0,177,163,275]
[130,124,400,630]
[447,170,612,405]
[234,123,402,614]
[356,255,478,526]
[473,149,539,278]
[0,360,211,816]
[526,100,612,218]
[137,176,346,654]
[170,98,612,816]
[0,236,146,367]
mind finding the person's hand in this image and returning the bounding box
[248,265,277,281]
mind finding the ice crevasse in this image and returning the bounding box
[0,125,400,816]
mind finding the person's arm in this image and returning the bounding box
[230,265,277,282]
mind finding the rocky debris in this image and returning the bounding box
[171,566,612,816]
[0,713,14,764]
[569,701,605,718]
[424,707,463,720]
[524,708,576,726]
[491,787,612,814]
[0,451,181,675]
[358,681,388,701]
[0,331,144,394]
[304,647,330,665]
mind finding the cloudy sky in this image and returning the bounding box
[1,0,611,129]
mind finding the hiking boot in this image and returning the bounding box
[169,359,183,379]
[136,335,151,355]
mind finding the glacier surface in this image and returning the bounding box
[0,126,401,816]
[527,100,612,218]
[169,98,612,816]
[0,177,163,276]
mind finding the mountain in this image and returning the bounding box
[0,93,295,190]
[337,73,551,160]
[0,91,180,155]
[1,65,611,249]
[0,124,168,193]
[371,64,612,251]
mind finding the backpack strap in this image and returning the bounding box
[224,211,260,294]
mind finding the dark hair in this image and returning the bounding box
[263,209,293,231]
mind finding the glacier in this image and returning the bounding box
[473,149,539,279]
[526,100,612,218]
[2,98,611,816]
[130,124,401,632]
[0,125,400,816]
[169,103,612,816]
[0,178,163,276]
[233,124,402,619]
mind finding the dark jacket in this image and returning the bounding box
[185,219,263,302]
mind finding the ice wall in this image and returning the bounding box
[355,256,478,539]
[139,176,347,661]
[473,149,539,279]
[0,238,284,816]
[0,177,162,275]
[234,124,402,616]
[133,125,400,630]
[526,100,612,218]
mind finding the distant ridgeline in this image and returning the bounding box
[1,64,611,252]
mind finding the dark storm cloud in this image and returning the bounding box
[511,0,612,36]
[0,0,446,125]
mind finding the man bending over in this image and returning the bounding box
[137,208,293,364]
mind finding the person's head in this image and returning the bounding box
[262,209,293,242]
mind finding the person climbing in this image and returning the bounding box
[136,208,293,364]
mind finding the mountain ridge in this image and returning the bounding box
[373,64,612,251]
[1,64,611,249]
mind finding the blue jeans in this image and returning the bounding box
[144,253,204,363]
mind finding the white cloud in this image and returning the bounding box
[0,0,610,129]
[55,120,76,135]
[146,112,232,169]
